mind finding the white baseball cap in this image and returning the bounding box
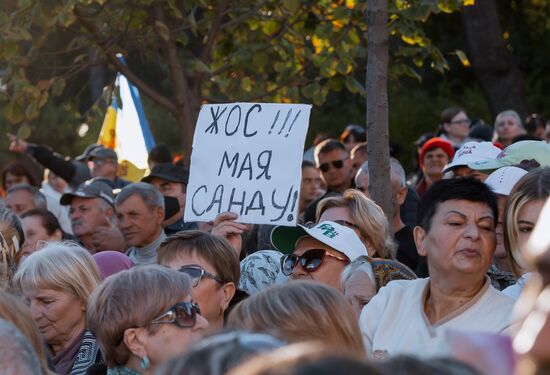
[270,221,368,261]
[443,141,501,173]
[485,166,528,196]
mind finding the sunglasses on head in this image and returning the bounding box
[319,159,346,173]
[178,265,223,287]
[281,248,349,276]
[150,301,201,329]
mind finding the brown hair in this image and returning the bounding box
[227,281,365,356]
[317,190,396,259]
[0,289,53,375]
[87,265,192,367]
[504,168,550,277]
[158,230,240,284]
[1,161,38,190]
[227,342,380,375]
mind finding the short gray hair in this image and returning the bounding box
[356,158,406,188]
[115,182,164,211]
[0,319,41,375]
[495,110,523,128]
[6,184,47,209]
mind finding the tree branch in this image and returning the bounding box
[200,0,230,64]
[75,12,178,114]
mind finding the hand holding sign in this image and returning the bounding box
[184,103,311,226]
[210,212,250,256]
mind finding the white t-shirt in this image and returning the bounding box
[502,273,531,300]
[359,277,515,359]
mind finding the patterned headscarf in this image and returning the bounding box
[353,255,417,291]
[239,250,288,295]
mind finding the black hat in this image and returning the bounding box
[141,163,189,184]
[88,146,118,161]
[60,180,115,206]
[75,144,102,162]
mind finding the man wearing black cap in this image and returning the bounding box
[60,179,126,253]
[141,163,197,235]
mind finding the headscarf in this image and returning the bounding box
[352,256,417,291]
[239,250,288,295]
[92,251,133,280]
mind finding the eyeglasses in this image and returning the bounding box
[116,301,201,345]
[150,301,201,328]
[450,118,471,126]
[319,158,347,173]
[178,265,223,287]
[281,248,349,276]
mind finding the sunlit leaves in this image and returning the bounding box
[0,0,466,127]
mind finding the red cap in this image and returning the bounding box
[419,137,455,168]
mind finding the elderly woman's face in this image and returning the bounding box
[416,199,496,279]
[164,253,227,330]
[22,286,86,350]
[496,115,522,141]
[343,269,376,317]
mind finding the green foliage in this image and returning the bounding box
[0,0,468,129]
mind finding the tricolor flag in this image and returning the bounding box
[97,55,155,181]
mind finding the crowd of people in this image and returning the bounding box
[0,106,549,375]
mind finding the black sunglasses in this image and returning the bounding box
[319,159,346,173]
[116,301,201,345]
[178,265,223,287]
[150,301,201,328]
[281,249,348,276]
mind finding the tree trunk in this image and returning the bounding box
[461,0,528,119]
[366,0,392,232]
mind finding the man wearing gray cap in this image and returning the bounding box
[60,179,125,253]
[87,147,130,189]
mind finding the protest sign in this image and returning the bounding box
[184,102,311,226]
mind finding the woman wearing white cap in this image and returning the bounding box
[271,221,368,292]
[443,141,501,181]
[502,167,550,299]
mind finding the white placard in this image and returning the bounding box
[184,102,311,226]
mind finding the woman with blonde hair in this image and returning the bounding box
[12,241,102,375]
[317,189,396,259]
[87,265,208,374]
[227,281,364,356]
[0,289,53,374]
[502,167,550,299]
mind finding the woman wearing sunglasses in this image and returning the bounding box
[87,265,207,374]
[271,221,368,291]
[158,230,240,332]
